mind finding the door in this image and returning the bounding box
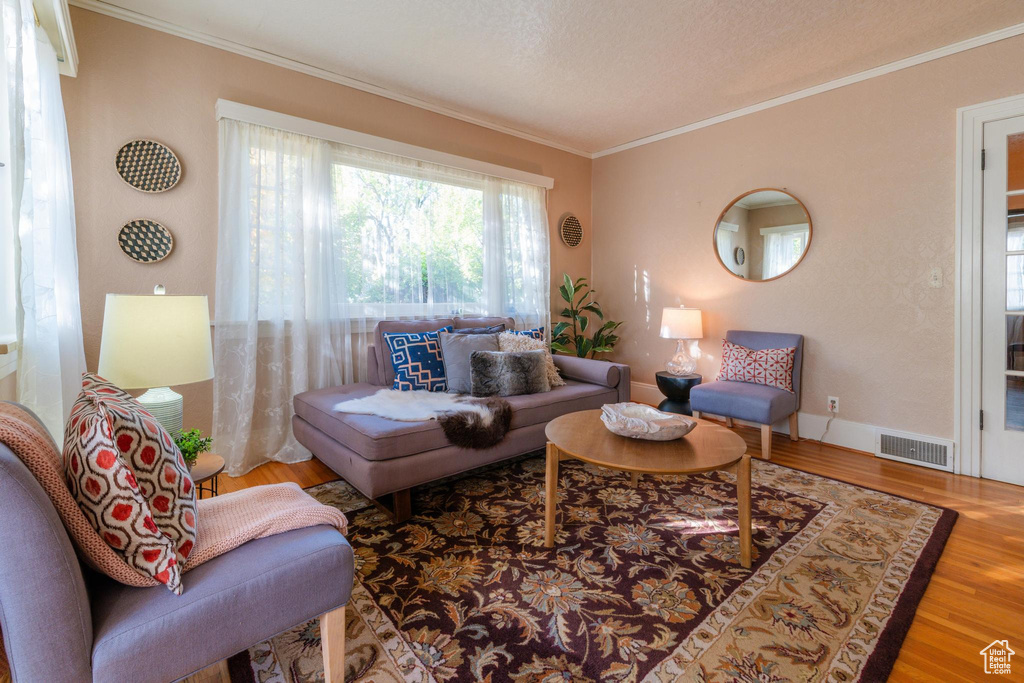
[981,115,1024,486]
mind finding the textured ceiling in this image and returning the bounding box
[80,0,1024,154]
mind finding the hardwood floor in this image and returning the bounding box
[3,424,1021,682]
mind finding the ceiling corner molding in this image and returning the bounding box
[38,0,78,76]
[67,0,594,158]
[592,20,1024,159]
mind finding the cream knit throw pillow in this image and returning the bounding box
[497,332,565,387]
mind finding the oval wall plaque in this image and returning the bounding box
[115,139,182,193]
[117,219,174,263]
[559,214,583,248]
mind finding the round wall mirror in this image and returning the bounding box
[714,188,811,281]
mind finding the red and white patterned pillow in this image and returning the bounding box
[717,340,797,392]
[63,373,198,594]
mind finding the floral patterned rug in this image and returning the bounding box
[228,453,955,682]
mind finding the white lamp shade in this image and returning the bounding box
[98,294,214,389]
[660,307,703,340]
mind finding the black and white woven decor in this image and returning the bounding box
[115,139,182,193]
[117,219,174,263]
[559,214,583,248]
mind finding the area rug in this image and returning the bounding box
[228,454,956,682]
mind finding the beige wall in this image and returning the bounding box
[60,8,592,435]
[593,34,1024,438]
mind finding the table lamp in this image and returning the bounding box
[97,290,214,438]
[659,307,703,375]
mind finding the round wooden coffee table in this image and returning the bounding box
[544,410,752,567]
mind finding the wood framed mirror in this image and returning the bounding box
[713,188,812,282]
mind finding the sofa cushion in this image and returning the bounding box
[470,350,551,397]
[504,381,617,430]
[717,340,797,392]
[383,326,453,391]
[454,316,515,332]
[690,380,797,424]
[81,375,198,565]
[294,380,615,461]
[453,324,505,334]
[438,331,499,394]
[63,378,184,593]
[374,319,455,388]
[510,326,544,340]
[498,331,565,387]
[89,526,352,683]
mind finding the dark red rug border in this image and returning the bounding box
[860,505,957,681]
[760,459,959,681]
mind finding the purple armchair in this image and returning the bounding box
[0,403,353,683]
[689,331,804,460]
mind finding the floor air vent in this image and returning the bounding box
[875,429,954,472]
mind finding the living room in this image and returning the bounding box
[1,2,1023,682]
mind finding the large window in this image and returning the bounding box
[236,127,545,323]
[329,162,484,317]
[214,111,551,474]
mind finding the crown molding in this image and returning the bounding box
[68,0,593,158]
[593,20,1024,158]
[69,1,1024,160]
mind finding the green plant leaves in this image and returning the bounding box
[550,273,623,359]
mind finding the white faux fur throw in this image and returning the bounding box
[335,389,513,449]
[335,389,493,422]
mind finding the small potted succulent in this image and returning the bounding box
[174,429,213,471]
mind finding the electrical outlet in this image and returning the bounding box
[827,396,839,413]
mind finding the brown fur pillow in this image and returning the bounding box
[470,350,551,397]
[497,331,565,387]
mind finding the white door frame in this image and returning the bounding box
[955,93,1024,477]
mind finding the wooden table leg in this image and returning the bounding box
[545,442,559,547]
[630,471,640,487]
[737,454,752,569]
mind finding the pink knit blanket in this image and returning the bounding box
[0,402,348,590]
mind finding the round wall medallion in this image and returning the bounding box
[734,247,745,265]
[115,139,182,193]
[559,214,583,248]
[117,219,174,263]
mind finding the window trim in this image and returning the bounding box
[216,99,555,190]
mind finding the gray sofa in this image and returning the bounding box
[293,317,630,520]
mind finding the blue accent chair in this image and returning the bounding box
[689,330,803,460]
[0,403,354,683]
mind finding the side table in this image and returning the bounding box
[190,452,225,499]
[655,372,701,415]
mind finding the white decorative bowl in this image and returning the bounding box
[600,402,697,441]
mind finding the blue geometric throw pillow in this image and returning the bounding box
[383,326,454,391]
[511,327,545,340]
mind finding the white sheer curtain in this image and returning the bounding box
[3,0,85,437]
[762,227,808,279]
[214,118,550,475]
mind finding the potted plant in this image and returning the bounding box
[174,429,213,471]
[551,274,623,358]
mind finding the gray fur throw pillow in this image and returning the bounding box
[470,350,551,397]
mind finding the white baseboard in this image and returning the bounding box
[630,381,875,454]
